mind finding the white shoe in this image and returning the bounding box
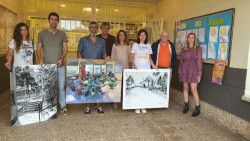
[141,109,147,113]
[135,109,140,114]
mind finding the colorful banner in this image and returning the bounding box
[212,61,227,85]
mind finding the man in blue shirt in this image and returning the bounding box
[77,21,110,115]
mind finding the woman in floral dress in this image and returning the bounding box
[179,33,202,117]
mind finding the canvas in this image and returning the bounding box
[66,59,123,104]
[10,64,57,127]
[123,69,170,109]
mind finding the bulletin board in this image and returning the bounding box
[174,9,235,65]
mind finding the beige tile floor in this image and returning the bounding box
[0,100,247,141]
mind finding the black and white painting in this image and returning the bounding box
[123,69,170,109]
[66,59,123,104]
[10,64,57,127]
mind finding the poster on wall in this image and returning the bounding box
[122,69,170,109]
[66,59,123,104]
[10,64,57,127]
[174,9,234,64]
[212,61,227,85]
[198,28,205,43]
[200,45,207,59]
[209,27,219,42]
[219,26,230,42]
[217,43,229,60]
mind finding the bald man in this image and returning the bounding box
[151,31,177,72]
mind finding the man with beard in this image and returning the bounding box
[36,12,69,116]
[77,21,110,115]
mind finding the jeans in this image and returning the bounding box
[58,65,66,109]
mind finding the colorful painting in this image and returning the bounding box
[10,64,57,127]
[212,61,227,85]
[219,26,230,42]
[123,69,170,109]
[66,59,123,104]
[198,28,205,43]
[209,27,219,42]
[207,43,216,59]
[217,43,228,60]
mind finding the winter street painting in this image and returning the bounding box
[10,64,57,127]
[123,69,170,109]
[66,59,123,104]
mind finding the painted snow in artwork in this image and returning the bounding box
[66,59,123,104]
[10,64,57,127]
[123,69,170,109]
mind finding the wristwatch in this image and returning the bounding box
[60,57,64,61]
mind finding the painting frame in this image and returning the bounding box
[66,59,123,104]
[10,64,57,127]
[122,69,171,110]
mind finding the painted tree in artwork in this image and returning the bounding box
[152,72,160,87]
[15,66,36,88]
[126,75,135,89]
[144,76,154,88]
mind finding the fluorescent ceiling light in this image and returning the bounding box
[60,4,66,7]
[83,8,99,12]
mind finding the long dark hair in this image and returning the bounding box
[13,22,30,53]
[115,30,129,46]
[137,29,148,44]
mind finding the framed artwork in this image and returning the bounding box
[66,59,123,104]
[10,64,57,127]
[123,69,170,109]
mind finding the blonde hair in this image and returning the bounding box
[184,33,199,51]
[210,27,217,34]
[220,27,228,36]
[219,44,226,53]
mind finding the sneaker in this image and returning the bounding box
[61,107,69,116]
[141,109,147,113]
[135,109,140,114]
[85,107,91,115]
[96,106,104,115]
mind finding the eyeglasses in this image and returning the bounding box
[89,27,98,29]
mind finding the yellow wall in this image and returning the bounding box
[155,0,250,69]
[0,0,20,14]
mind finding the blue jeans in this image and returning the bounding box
[58,66,66,109]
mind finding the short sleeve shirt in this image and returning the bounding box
[38,29,67,64]
[77,36,106,59]
[9,39,35,66]
[131,43,152,69]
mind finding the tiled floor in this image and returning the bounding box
[0,100,247,141]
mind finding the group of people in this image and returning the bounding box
[5,12,202,118]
